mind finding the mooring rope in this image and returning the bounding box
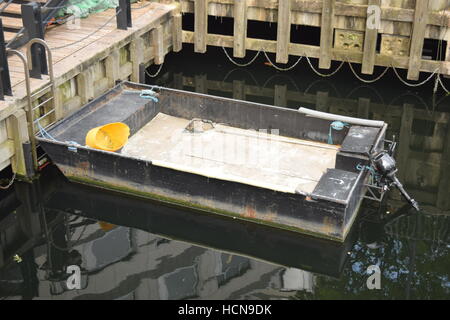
[263,50,303,72]
[0,172,16,190]
[437,75,450,94]
[347,61,390,84]
[222,47,261,67]
[145,62,164,78]
[305,56,345,77]
[392,65,440,87]
[220,44,450,92]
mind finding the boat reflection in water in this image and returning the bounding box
[0,166,448,300]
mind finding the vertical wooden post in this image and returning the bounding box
[274,85,287,107]
[130,36,144,82]
[152,25,165,65]
[362,0,381,75]
[319,0,335,69]
[76,68,95,104]
[276,0,291,64]
[315,91,329,112]
[105,49,120,87]
[407,0,429,81]
[232,80,245,100]
[5,111,28,177]
[172,14,183,52]
[233,0,247,58]
[194,0,208,53]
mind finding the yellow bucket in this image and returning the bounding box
[85,122,130,152]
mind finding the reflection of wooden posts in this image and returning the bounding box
[195,74,207,94]
[357,98,370,119]
[397,104,414,183]
[274,84,287,107]
[436,118,450,210]
[315,91,329,112]
[14,182,42,239]
[232,80,245,100]
[173,72,183,89]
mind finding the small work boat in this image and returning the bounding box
[37,81,416,242]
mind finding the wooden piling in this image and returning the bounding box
[276,0,291,64]
[194,0,208,53]
[408,0,430,80]
[233,0,247,58]
[319,0,335,69]
[362,0,381,75]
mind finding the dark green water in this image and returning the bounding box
[0,45,449,299]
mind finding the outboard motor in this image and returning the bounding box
[370,150,420,211]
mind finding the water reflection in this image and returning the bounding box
[0,166,448,299]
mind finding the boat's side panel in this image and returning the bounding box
[39,140,348,241]
[45,179,357,277]
[158,88,349,145]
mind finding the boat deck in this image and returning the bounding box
[121,112,339,194]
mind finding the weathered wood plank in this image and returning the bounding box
[172,14,183,52]
[407,0,429,80]
[276,0,291,64]
[182,30,450,75]
[152,24,165,64]
[362,0,381,75]
[194,0,208,53]
[233,0,248,58]
[319,0,335,69]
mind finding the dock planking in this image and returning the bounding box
[0,1,179,175]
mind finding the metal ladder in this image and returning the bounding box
[6,38,55,172]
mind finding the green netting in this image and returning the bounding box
[57,0,137,18]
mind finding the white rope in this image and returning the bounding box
[347,61,390,84]
[437,75,450,94]
[145,63,164,78]
[392,65,440,87]
[222,47,261,67]
[0,172,16,190]
[263,51,303,71]
[305,56,345,77]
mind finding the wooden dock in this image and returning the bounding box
[0,1,181,176]
[180,0,450,79]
